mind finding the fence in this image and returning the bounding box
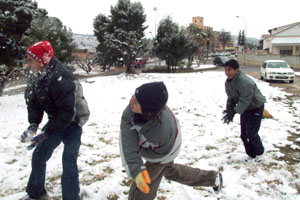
[237,52,300,69]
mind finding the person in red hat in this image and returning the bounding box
[20,41,90,200]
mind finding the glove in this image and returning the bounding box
[135,169,151,194]
[222,109,236,124]
[21,123,38,143]
[27,131,48,150]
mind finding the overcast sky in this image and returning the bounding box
[35,0,300,39]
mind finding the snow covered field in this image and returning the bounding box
[0,71,300,200]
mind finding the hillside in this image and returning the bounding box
[72,33,98,52]
[231,35,259,45]
[71,33,259,52]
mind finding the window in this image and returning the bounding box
[280,50,292,55]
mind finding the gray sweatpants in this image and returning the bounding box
[128,161,218,200]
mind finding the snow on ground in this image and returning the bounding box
[0,71,300,200]
[191,64,216,70]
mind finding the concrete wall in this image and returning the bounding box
[237,52,300,69]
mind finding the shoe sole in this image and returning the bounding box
[213,173,223,194]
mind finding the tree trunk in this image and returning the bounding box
[0,77,7,96]
[0,68,16,96]
[126,65,135,74]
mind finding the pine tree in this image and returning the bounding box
[0,0,38,96]
[241,30,246,46]
[93,0,147,72]
[154,16,197,72]
[23,11,76,63]
[238,30,242,45]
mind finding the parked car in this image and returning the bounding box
[213,56,229,66]
[260,60,295,83]
[134,58,146,68]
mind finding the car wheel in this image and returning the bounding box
[289,80,294,83]
[260,73,263,80]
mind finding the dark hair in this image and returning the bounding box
[225,59,239,69]
[141,111,163,124]
[134,110,163,124]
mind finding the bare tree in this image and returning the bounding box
[218,29,231,51]
[75,54,99,74]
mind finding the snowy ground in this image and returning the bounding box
[1,71,300,200]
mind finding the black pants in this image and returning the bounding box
[240,105,264,158]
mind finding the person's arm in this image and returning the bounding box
[25,86,44,125]
[234,81,254,114]
[46,77,76,134]
[226,97,236,110]
[119,105,145,179]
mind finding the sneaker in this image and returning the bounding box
[213,172,223,194]
[255,155,262,162]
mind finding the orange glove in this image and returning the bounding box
[135,169,151,193]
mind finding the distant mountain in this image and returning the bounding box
[72,33,98,52]
[231,35,259,45]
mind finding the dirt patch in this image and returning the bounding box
[247,71,300,96]
[142,66,214,73]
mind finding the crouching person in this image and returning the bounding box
[20,41,90,200]
[222,59,265,162]
[119,82,222,200]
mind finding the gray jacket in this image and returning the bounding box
[119,105,182,179]
[225,71,266,114]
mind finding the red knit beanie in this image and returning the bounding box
[27,41,54,66]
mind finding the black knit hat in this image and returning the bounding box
[135,82,168,114]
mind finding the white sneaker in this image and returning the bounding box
[255,155,262,162]
[213,172,223,194]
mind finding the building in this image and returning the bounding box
[262,21,300,55]
[192,16,235,52]
[192,16,213,31]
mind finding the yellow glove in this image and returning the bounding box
[135,169,151,193]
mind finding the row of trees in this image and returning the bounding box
[0,0,233,95]
[93,0,233,73]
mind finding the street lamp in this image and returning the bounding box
[236,16,247,52]
[236,16,247,37]
[153,7,157,37]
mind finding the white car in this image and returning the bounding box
[260,60,295,83]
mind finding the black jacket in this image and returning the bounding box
[25,57,89,134]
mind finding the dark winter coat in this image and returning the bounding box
[225,71,266,114]
[119,105,182,179]
[25,57,90,135]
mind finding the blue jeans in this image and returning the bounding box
[26,122,82,200]
[240,105,264,158]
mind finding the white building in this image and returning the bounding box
[263,21,300,55]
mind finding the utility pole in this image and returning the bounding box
[153,7,157,66]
